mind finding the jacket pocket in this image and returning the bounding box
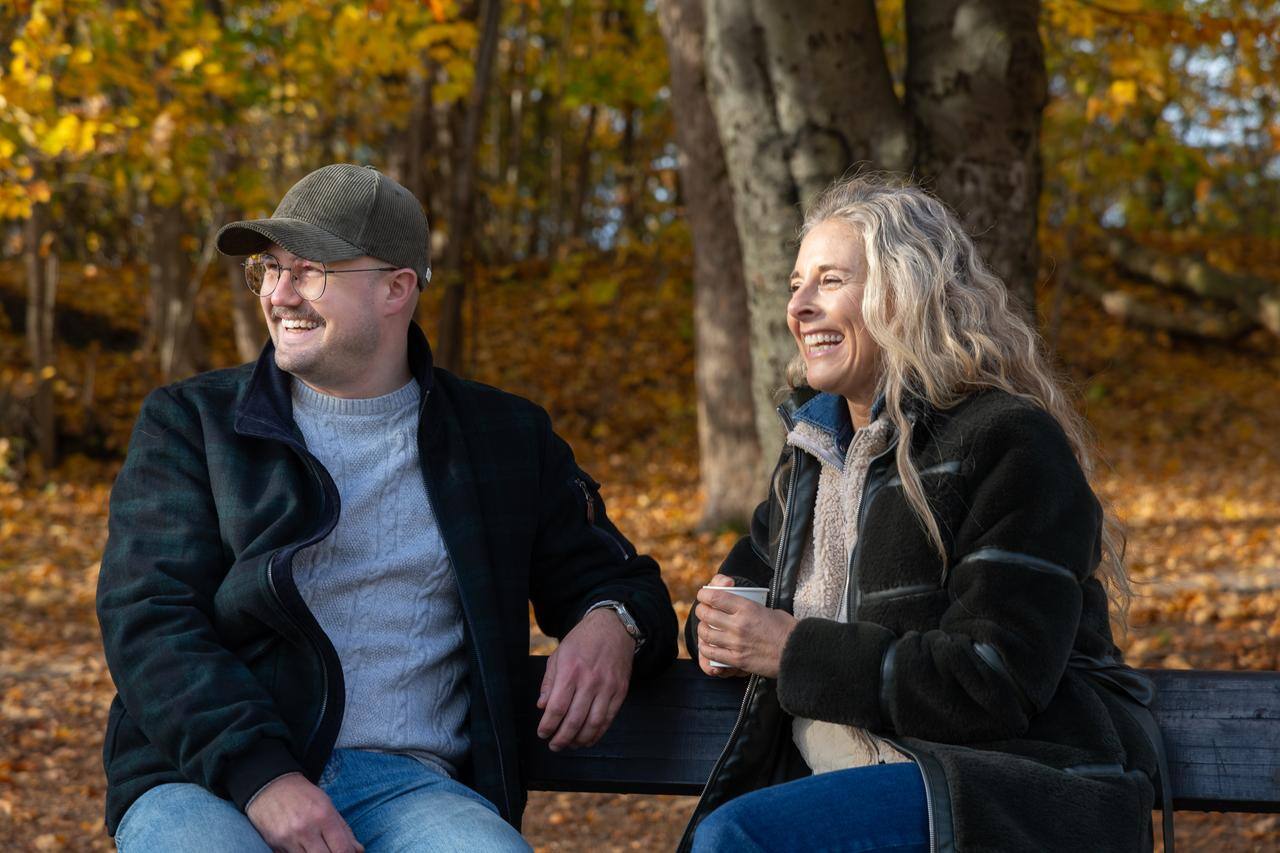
[570,470,635,561]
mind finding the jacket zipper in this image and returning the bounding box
[574,476,631,561]
[266,552,329,754]
[888,739,940,853]
[683,408,801,841]
[417,399,515,822]
[265,450,344,758]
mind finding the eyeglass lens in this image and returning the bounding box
[244,256,327,299]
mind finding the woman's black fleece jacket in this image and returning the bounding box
[682,389,1156,853]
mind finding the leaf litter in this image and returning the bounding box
[0,251,1276,850]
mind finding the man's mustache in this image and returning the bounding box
[271,309,324,323]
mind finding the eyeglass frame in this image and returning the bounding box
[241,252,404,301]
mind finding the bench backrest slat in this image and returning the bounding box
[522,658,1280,814]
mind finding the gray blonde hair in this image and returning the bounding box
[794,173,1129,612]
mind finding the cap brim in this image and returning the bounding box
[215,217,365,263]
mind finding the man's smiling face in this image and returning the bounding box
[259,242,383,397]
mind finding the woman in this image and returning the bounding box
[681,175,1164,853]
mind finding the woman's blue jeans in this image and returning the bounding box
[692,761,930,853]
[113,748,531,852]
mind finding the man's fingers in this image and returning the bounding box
[549,684,595,751]
[574,685,624,748]
[320,821,363,853]
[537,675,574,740]
[537,652,558,710]
[597,686,627,742]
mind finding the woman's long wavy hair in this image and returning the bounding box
[790,173,1129,614]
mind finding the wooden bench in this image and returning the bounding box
[523,658,1280,814]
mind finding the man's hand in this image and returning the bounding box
[536,606,635,751]
[245,772,364,853]
[696,579,797,679]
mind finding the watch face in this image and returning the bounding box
[612,605,640,638]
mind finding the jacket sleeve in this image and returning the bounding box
[777,404,1101,743]
[97,388,303,810]
[527,412,677,677]
[684,495,774,660]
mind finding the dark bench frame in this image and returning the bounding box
[523,658,1280,814]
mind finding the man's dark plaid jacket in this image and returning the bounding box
[96,322,677,835]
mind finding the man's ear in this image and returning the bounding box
[383,268,419,315]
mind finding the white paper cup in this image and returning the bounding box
[701,585,769,668]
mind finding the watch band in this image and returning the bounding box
[584,600,645,652]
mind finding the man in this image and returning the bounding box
[97,163,677,852]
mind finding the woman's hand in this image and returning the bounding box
[695,574,797,679]
[694,575,746,678]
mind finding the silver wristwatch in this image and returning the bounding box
[585,600,645,653]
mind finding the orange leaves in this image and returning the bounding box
[0,246,1277,849]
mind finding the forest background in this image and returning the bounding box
[1,0,1278,849]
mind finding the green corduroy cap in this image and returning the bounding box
[216,163,432,288]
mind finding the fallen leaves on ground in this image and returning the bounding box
[1,250,1277,850]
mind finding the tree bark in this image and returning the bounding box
[23,206,57,467]
[496,3,530,261]
[435,0,504,373]
[905,0,1046,316]
[569,104,598,242]
[703,0,908,465]
[657,0,763,529]
[699,0,1049,462]
[224,252,264,362]
[144,202,205,381]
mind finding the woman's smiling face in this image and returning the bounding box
[787,219,882,410]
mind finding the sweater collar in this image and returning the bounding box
[235,320,437,440]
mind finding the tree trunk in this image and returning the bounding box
[435,0,504,373]
[403,72,432,209]
[224,253,264,362]
[528,88,552,258]
[569,104,598,243]
[23,206,57,467]
[657,0,762,529]
[618,103,640,239]
[145,202,205,381]
[905,0,1046,316]
[496,3,529,261]
[703,0,908,465]
[700,0,1048,461]
[546,2,576,258]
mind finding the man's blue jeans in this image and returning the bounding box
[113,748,531,852]
[692,761,929,853]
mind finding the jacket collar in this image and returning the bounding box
[235,321,436,440]
[788,390,888,457]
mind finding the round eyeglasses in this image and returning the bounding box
[242,254,398,301]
